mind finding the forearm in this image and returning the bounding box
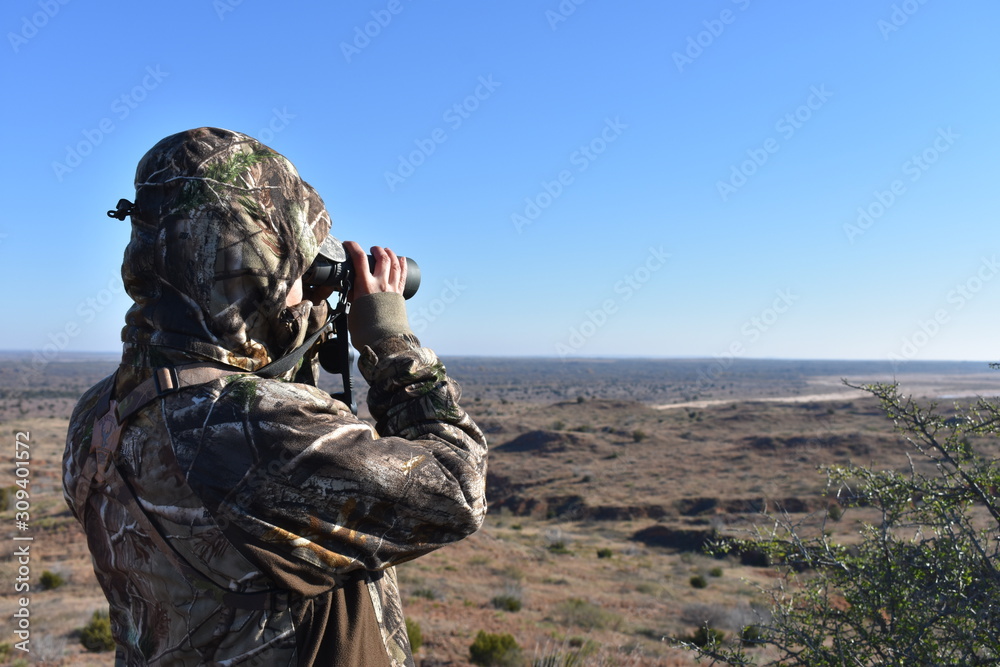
[352,290,482,445]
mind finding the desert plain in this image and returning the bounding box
[1,354,999,666]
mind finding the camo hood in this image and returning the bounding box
[120,127,331,372]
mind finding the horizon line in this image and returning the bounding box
[0,350,995,365]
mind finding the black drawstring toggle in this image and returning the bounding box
[107,199,134,221]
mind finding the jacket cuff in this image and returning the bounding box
[349,292,413,350]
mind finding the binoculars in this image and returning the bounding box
[303,236,420,300]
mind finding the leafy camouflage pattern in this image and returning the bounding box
[123,127,331,374]
[63,128,487,666]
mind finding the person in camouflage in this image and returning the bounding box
[62,127,488,666]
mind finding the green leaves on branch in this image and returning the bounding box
[684,381,1000,666]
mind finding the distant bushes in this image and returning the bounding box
[686,626,725,648]
[411,587,440,600]
[469,630,521,666]
[79,611,114,652]
[547,541,572,555]
[740,624,765,647]
[532,636,600,666]
[555,598,621,631]
[39,570,65,590]
[544,529,572,555]
[491,594,522,612]
[405,618,422,653]
[0,485,19,511]
[491,580,524,612]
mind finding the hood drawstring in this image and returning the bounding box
[107,199,134,221]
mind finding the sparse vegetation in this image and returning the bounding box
[411,587,440,600]
[39,570,66,590]
[740,624,764,647]
[11,356,1000,665]
[405,618,422,653]
[688,381,1000,665]
[532,636,600,666]
[555,598,620,631]
[79,610,115,652]
[547,541,572,555]
[469,630,522,666]
[686,626,725,648]
[544,529,573,555]
[634,582,661,596]
[490,594,522,612]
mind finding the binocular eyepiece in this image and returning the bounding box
[303,236,420,300]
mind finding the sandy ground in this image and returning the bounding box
[653,390,869,410]
[654,372,1000,410]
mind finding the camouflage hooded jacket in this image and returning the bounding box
[62,128,487,666]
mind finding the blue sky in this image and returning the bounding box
[2,0,998,363]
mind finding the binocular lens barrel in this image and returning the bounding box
[304,255,421,300]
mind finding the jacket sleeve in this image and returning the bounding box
[171,334,487,579]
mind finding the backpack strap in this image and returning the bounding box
[116,362,249,423]
[79,365,290,612]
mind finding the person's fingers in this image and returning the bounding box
[343,240,368,299]
[397,255,408,294]
[341,241,406,298]
[384,247,402,293]
[370,246,390,283]
[344,241,368,279]
[343,240,362,257]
